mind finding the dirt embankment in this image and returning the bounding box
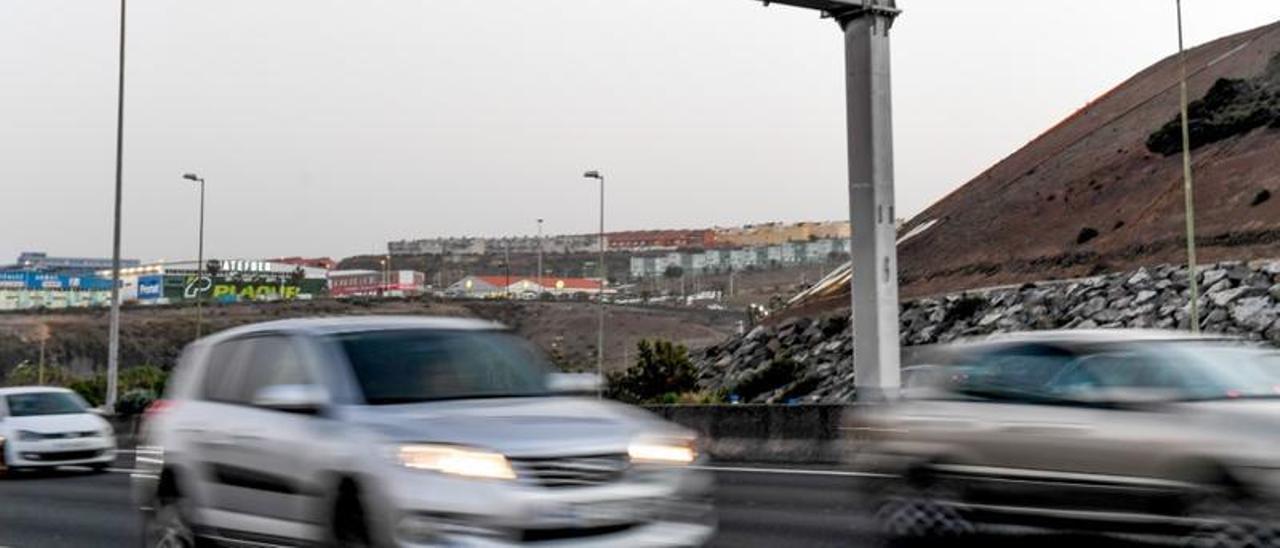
[0,299,741,382]
[893,21,1280,300]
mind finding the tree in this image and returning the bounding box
[662,265,684,279]
[605,339,697,404]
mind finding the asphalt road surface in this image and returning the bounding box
[0,454,1150,548]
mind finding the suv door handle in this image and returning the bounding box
[998,422,1093,435]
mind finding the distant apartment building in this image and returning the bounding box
[390,223,842,259]
[389,235,601,257]
[628,238,850,279]
[714,221,851,248]
[2,251,140,274]
[606,229,715,252]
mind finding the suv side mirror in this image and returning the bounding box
[548,373,601,396]
[253,385,329,414]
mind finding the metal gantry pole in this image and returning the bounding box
[755,0,903,402]
[1176,0,1201,333]
[843,3,903,402]
[106,0,127,412]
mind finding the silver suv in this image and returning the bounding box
[135,317,714,547]
[850,330,1280,546]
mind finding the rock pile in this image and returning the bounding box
[694,259,1280,403]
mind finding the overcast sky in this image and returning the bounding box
[3,0,1280,264]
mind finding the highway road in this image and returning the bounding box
[0,454,1149,548]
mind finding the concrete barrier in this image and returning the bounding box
[644,404,855,464]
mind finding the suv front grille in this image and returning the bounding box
[510,454,629,488]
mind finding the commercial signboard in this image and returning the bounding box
[0,272,113,291]
[138,275,164,301]
[161,274,326,303]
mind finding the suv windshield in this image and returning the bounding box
[6,392,88,417]
[338,329,552,405]
[1157,344,1280,400]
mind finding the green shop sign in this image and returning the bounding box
[164,275,325,302]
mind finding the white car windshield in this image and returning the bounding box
[6,392,88,417]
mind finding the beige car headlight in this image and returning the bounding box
[628,438,697,465]
[396,444,516,480]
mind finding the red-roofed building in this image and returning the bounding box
[270,257,337,271]
[447,275,611,299]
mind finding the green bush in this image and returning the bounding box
[606,339,698,404]
[116,388,159,416]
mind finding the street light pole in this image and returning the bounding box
[537,219,544,292]
[182,173,206,338]
[106,0,128,412]
[584,170,605,396]
[1176,0,1201,333]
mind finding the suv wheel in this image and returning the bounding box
[332,482,373,548]
[874,471,974,544]
[1185,487,1279,548]
[143,479,198,548]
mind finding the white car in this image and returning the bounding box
[0,387,117,472]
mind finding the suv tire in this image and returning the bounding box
[873,469,974,545]
[332,482,374,548]
[143,474,202,548]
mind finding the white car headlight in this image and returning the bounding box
[396,444,516,480]
[628,438,697,465]
[16,430,43,442]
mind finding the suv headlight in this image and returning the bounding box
[396,444,516,480]
[628,438,697,465]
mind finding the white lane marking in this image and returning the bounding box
[109,468,148,475]
[694,465,892,478]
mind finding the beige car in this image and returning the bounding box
[847,330,1280,547]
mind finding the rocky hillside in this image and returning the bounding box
[886,20,1280,300]
[696,259,1280,403]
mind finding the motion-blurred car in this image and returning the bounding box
[135,317,714,547]
[0,386,116,473]
[847,330,1280,547]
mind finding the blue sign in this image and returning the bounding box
[138,276,164,300]
[0,271,113,291]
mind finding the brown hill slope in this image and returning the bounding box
[899,20,1280,299]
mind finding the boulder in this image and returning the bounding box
[1127,268,1152,287]
[1209,286,1256,307]
[1230,296,1278,332]
[1202,269,1229,288]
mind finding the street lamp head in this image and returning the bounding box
[182,173,202,182]
[583,170,603,181]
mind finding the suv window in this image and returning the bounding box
[1047,353,1159,397]
[200,335,311,405]
[202,339,251,403]
[236,336,312,404]
[954,344,1077,401]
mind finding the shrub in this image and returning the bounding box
[115,388,159,416]
[606,339,698,404]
